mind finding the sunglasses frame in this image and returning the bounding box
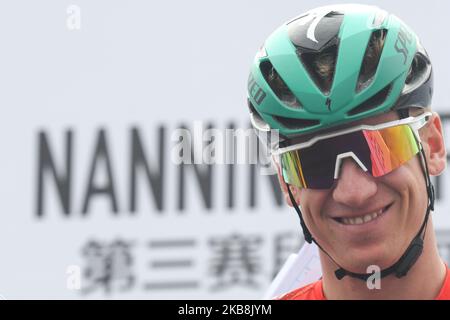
[273,112,433,188]
[274,112,432,156]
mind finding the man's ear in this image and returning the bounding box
[276,163,301,207]
[420,112,447,176]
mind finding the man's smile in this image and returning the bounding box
[331,202,394,226]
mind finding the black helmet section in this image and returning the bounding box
[394,46,433,112]
[287,11,344,95]
[287,11,344,52]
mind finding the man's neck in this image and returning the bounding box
[320,221,447,300]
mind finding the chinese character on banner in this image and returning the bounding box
[208,233,263,290]
[81,239,135,295]
[144,238,199,291]
[272,232,303,278]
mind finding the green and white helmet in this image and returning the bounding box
[247,4,432,145]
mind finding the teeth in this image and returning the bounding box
[340,208,385,225]
[355,217,363,224]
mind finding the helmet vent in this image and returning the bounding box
[259,60,302,109]
[298,42,338,95]
[272,115,320,130]
[247,99,270,131]
[348,83,392,116]
[403,52,431,94]
[356,29,387,93]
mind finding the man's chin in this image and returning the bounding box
[336,246,400,274]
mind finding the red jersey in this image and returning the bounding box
[278,266,450,300]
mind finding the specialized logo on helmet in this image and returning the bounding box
[287,9,344,52]
[295,10,333,43]
[248,73,267,105]
[325,97,332,111]
[395,25,413,64]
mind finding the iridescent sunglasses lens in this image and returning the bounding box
[280,124,420,189]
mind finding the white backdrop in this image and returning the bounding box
[0,0,449,299]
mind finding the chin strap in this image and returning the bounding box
[286,147,435,282]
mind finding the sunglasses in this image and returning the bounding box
[274,112,432,189]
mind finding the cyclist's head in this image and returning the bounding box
[247,4,432,141]
[247,4,446,275]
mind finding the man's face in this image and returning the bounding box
[278,110,446,272]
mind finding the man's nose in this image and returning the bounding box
[332,157,377,207]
